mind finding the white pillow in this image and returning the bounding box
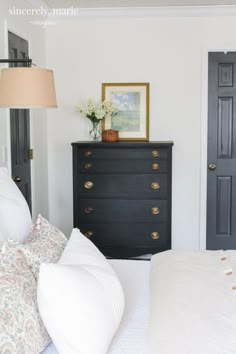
[0,167,32,244]
[38,228,124,354]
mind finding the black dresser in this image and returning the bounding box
[72,142,173,258]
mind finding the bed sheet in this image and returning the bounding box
[42,259,150,354]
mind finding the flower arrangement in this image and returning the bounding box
[75,98,119,123]
[75,98,119,141]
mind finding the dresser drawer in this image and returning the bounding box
[79,174,168,198]
[72,141,173,258]
[79,223,168,249]
[78,148,169,161]
[77,199,168,223]
[78,159,168,174]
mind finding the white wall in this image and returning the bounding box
[0,0,49,220]
[45,12,236,246]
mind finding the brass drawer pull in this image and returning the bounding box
[85,230,94,238]
[85,150,93,157]
[152,207,160,215]
[152,163,159,170]
[152,150,160,158]
[151,232,160,240]
[84,207,94,214]
[84,181,94,190]
[85,163,93,170]
[151,182,160,190]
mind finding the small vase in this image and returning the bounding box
[89,121,101,142]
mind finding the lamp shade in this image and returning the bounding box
[0,67,57,108]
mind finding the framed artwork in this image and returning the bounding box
[102,82,149,141]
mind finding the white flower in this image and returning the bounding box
[75,98,119,123]
[87,98,95,114]
[96,108,106,120]
[102,100,119,114]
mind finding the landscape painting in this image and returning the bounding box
[102,83,149,141]
[111,91,140,132]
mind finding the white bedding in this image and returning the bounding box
[150,250,236,354]
[42,259,149,354]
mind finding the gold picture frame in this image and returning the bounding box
[102,82,149,141]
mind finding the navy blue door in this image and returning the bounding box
[207,52,236,249]
[8,31,32,211]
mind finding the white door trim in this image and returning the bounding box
[3,21,11,174]
[199,46,236,250]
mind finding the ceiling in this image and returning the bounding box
[42,0,236,8]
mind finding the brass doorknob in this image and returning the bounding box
[151,232,160,240]
[151,182,160,190]
[208,163,216,171]
[85,150,93,157]
[13,176,22,183]
[85,230,94,238]
[152,207,160,215]
[84,181,94,189]
[152,150,160,158]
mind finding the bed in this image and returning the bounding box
[42,248,236,354]
[2,166,236,354]
[42,259,150,354]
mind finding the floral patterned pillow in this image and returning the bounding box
[18,214,68,279]
[0,242,50,354]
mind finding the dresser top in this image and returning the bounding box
[71,141,173,147]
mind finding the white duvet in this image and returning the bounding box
[150,250,236,354]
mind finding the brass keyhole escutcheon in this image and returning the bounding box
[208,163,216,171]
[152,163,160,170]
[152,207,160,215]
[84,181,94,190]
[85,150,93,157]
[85,231,94,238]
[85,163,93,170]
[151,182,160,190]
[152,150,160,158]
[151,232,160,240]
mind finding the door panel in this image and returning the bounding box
[8,31,32,211]
[216,176,231,235]
[207,52,236,249]
[217,97,233,158]
[218,63,233,87]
